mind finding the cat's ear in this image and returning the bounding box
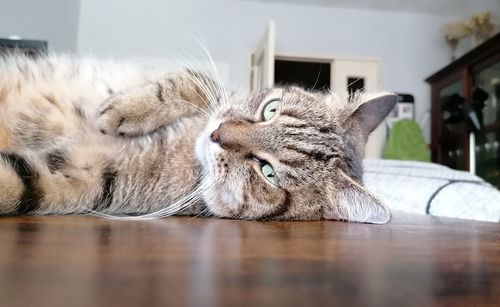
[350,93,398,138]
[323,171,390,224]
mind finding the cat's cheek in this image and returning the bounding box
[220,190,242,211]
[203,197,235,218]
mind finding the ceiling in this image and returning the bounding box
[247,0,500,16]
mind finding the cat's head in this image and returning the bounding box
[195,87,397,223]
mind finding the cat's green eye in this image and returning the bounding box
[262,100,279,121]
[261,163,277,186]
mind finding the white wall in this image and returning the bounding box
[77,0,466,141]
[0,0,81,51]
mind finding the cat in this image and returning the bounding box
[0,53,396,223]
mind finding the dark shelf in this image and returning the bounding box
[426,32,500,83]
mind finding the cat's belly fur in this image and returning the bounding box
[1,101,207,214]
[99,117,206,215]
[0,56,207,215]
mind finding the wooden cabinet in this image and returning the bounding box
[426,33,500,188]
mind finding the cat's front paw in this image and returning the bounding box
[96,93,159,137]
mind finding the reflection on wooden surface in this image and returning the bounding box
[0,213,498,306]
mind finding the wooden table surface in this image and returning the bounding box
[0,213,498,307]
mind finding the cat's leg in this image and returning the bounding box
[96,71,217,137]
[0,125,14,152]
[0,88,15,151]
[0,152,72,215]
[0,147,119,215]
[0,153,26,214]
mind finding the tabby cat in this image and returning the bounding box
[0,54,396,223]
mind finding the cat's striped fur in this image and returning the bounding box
[0,53,397,223]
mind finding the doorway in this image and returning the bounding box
[274,59,331,91]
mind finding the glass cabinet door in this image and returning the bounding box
[474,61,500,127]
[439,80,467,170]
[473,60,500,188]
[475,131,500,187]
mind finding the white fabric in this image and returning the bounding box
[363,159,500,223]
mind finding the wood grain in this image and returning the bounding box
[0,213,498,307]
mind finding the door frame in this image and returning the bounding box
[249,51,382,91]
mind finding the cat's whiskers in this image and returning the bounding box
[164,51,221,115]
[170,98,212,119]
[193,36,230,110]
[145,174,221,219]
[186,71,222,116]
[184,71,219,115]
[172,37,230,113]
[311,67,322,91]
[187,64,227,114]
[89,171,221,220]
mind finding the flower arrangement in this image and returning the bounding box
[442,11,496,61]
[467,12,495,46]
[442,22,471,60]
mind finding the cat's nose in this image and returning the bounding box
[209,121,250,151]
[210,127,221,144]
[210,123,229,147]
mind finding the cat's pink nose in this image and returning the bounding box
[209,121,249,151]
[210,128,221,144]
